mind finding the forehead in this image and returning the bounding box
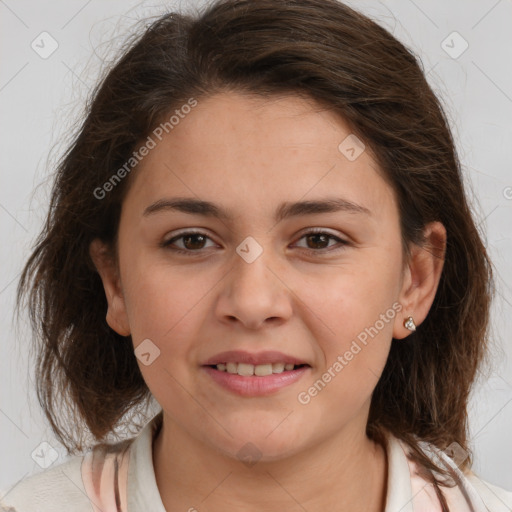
[122,92,397,225]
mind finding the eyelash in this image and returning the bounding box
[161,228,349,256]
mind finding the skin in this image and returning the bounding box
[90,92,446,512]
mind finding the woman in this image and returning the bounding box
[2,0,511,511]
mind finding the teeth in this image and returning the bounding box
[237,363,255,377]
[226,362,238,374]
[272,362,285,373]
[254,363,273,376]
[215,362,302,376]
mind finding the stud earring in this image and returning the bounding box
[403,316,416,332]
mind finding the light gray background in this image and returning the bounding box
[1,0,511,493]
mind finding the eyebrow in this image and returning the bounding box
[142,196,372,222]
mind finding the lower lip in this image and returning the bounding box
[201,365,311,397]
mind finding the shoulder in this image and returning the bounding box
[394,435,512,512]
[463,470,512,512]
[0,454,88,512]
[0,439,133,512]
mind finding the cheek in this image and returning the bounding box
[302,253,401,339]
[121,263,208,404]
[119,255,220,385]
[296,251,401,395]
[120,254,211,339]
[297,284,397,422]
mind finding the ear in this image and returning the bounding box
[89,238,131,337]
[393,221,447,339]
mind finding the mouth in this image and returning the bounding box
[204,362,311,377]
[200,350,312,396]
[201,362,311,397]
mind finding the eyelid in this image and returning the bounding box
[161,228,350,254]
[295,226,347,240]
[161,229,218,249]
[292,228,349,251]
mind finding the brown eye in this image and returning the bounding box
[162,231,216,254]
[181,234,207,250]
[294,230,349,253]
[305,233,331,249]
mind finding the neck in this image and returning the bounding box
[153,413,388,512]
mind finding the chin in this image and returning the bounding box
[207,428,304,465]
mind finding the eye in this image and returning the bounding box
[293,229,349,253]
[161,228,349,256]
[161,231,217,254]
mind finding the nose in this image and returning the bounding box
[214,246,293,330]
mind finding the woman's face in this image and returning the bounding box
[99,92,418,460]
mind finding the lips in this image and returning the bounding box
[201,350,310,367]
[201,351,312,395]
[202,363,311,396]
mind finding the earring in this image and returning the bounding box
[403,316,416,332]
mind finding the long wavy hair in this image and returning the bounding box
[17,1,494,508]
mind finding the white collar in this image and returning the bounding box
[127,412,167,512]
[126,413,481,512]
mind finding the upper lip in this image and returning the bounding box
[202,350,310,367]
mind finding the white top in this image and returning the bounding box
[1,412,511,512]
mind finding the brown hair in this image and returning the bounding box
[17,0,494,505]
